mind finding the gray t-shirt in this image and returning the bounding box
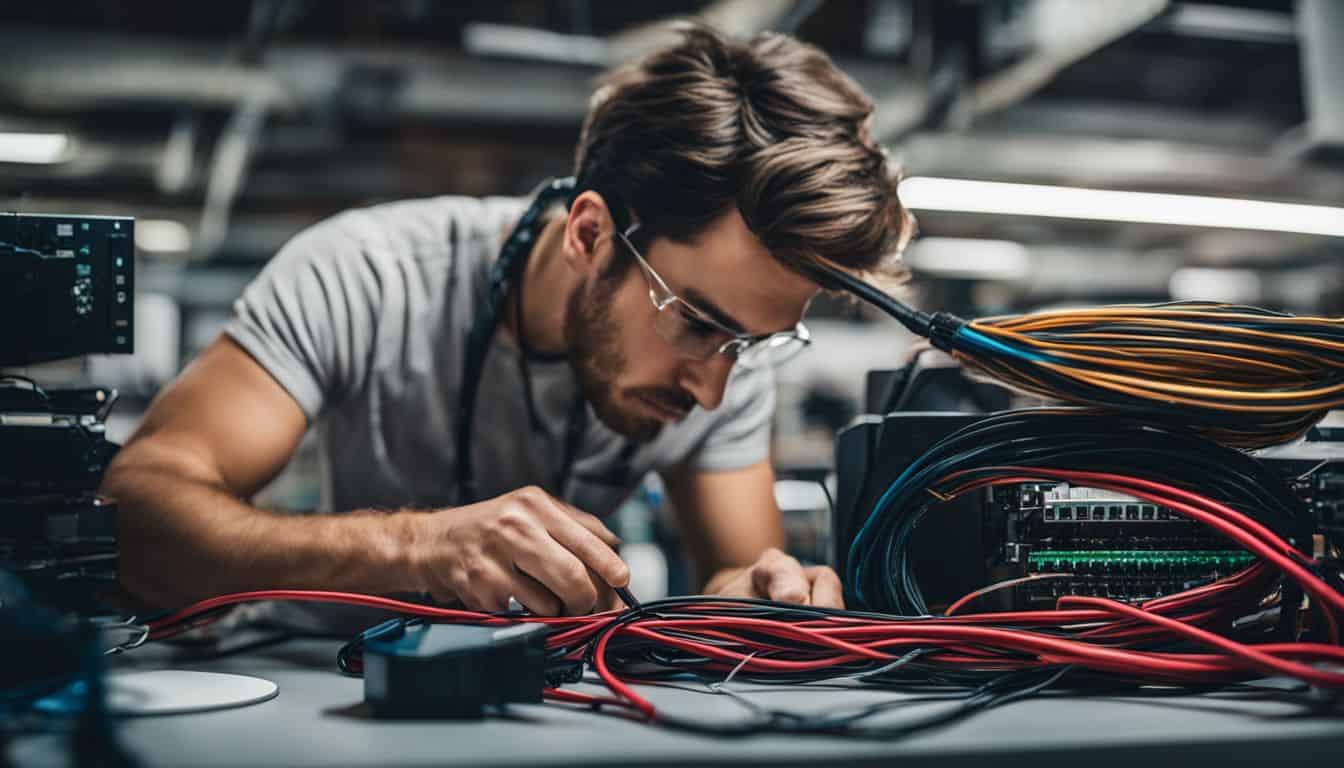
[225,193,774,540]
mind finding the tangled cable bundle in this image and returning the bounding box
[804,262,1344,449]
[139,490,1344,738]
[845,409,1321,616]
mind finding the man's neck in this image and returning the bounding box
[505,214,572,358]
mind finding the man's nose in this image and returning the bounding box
[677,353,735,412]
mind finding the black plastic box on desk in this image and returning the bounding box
[363,622,549,718]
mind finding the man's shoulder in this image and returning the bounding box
[302,194,527,268]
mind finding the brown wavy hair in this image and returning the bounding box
[574,24,914,281]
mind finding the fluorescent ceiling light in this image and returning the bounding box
[0,132,71,164]
[462,22,608,66]
[135,219,192,254]
[903,237,1030,280]
[898,177,1344,238]
[1168,267,1262,304]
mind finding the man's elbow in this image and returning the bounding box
[100,444,205,609]
[104,466,168,607]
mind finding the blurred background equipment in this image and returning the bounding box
[1,213,132,613]
[1,213,134,364]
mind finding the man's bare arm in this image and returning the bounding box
[662,460,783,586]
[105,335,626,613]
[102,336,424,607]
[662,460,842,607]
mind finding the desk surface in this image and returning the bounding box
[12,638,1344,768]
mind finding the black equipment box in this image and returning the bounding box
[363,622,550,718]
[834,412,987,608]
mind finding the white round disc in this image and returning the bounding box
[97,670,278,716]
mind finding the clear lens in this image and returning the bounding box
[653,302,810,368]
[735,332,809,369]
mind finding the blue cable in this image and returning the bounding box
[954,327,1053,364]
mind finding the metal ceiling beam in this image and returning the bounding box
[0,28,294,113]
[970,0,1169,117]
[874,0,1170,143]
[1152,3,1297,44]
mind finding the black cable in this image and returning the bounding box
[820,483,837,525]
[638,665,1074,738]
[0,376,53,415]
[798,260,939,338]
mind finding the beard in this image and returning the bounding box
[565,272,692,443]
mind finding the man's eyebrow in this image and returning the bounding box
[680,285,751,335]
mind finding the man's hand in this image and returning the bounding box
[411,486,630,616]
[703,548,844,608]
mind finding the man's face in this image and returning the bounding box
[566,207,819,442]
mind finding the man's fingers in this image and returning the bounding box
[804,565,845,609]
[590,567,623,613]
[512,535,601,615]
[459,562,516,613]
[751,550,810,605]
[555,497,622,548]
[509,568,564,617]
[534,497,630,589]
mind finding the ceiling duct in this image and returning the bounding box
[1297,0,1344,164]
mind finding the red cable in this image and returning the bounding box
[146,589,611,637]
[543,688,637,710]
[1059,595,1344,688]
[592,624,656,719]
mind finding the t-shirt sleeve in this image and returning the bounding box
[684,364,776,472]
[223,212,382,422]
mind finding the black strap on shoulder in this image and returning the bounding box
[455,177,577,506]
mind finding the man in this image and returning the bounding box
[103,25,913,620]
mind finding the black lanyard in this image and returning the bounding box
[455,177,583,506]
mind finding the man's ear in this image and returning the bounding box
[562,190,614,273]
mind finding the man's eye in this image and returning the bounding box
[681,309,720,338]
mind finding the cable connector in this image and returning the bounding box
[927,311,966,353]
